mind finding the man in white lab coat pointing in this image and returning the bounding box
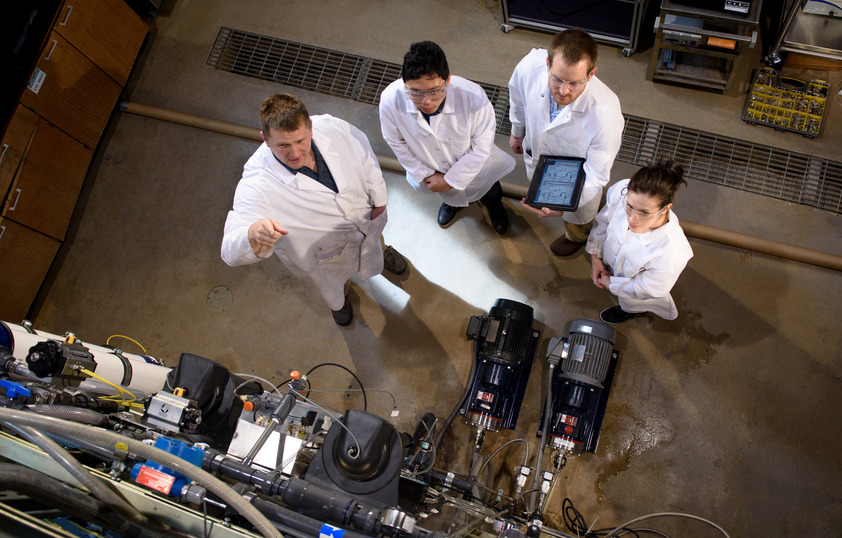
[509,29,624,256]
[379,41,515,235]
[221,94,407,326]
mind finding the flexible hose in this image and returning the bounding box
[4,422,199,537]
[5,423,150,523]
[0,462,146,536]
[0,407,282,538]
[529,362,555,514]
[473,438,530,479]
[26,404,110,427]
[434,339,480,452]
[0,462,106,520]
[251,497,372,538]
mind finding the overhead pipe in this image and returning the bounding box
[118,101,842,273]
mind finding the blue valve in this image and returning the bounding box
[130,436,205,496]
[0,379,31,399]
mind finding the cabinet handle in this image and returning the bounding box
[0,144,8,167]
[9,189,21,211]
[44,40,58,61]
[0,225,5,241]
[59,5,73,26]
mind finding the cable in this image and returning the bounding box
[473,438,530,479]
[293,390,361,458]
[434,339,480,451]
[307,387,396,411]
[235,373,284,397]
[604,513,729,538]
[78,367,144,409]
[306,363,367,412]
[106,334,147,354]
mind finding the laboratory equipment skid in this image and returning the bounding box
[647,0,762,91]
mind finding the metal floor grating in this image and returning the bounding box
[208,27,842,214]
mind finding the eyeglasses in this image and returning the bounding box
[549,73,590,91]
[623,195,667,220]
[404,85,447,100]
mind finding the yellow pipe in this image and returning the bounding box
[118,101,842,272]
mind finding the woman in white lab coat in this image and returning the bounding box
[585,160,694,324]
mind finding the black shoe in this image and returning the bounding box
[478,181,508,236]
[383,245,407,275]
[599,306,641,324]
[332,296,353,326]
[485,201,509,236]
[437,203,460,228]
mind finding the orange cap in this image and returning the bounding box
[243,400,254,411]
[290,370,300,379]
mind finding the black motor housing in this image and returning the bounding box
[462,299,540,431]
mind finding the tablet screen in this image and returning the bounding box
[525,156,587,211]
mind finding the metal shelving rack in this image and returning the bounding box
[647,0,762,91]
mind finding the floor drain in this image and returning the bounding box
[207,285,233,312]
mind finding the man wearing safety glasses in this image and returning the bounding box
[509,30,624,257]
[379,41,515,236]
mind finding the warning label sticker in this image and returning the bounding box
[136,465,176,494]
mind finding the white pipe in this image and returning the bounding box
[0,321,170,395]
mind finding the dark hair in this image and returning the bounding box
[401,41,450,82]
[629,158,687,208]
[547,29,598,74]
[259,94,311,133]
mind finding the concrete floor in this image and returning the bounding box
[26,0,842,536]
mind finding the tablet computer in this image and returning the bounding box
[524,155,587,212]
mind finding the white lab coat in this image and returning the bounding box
[379,75,515,207]
[508,48,624,224]
[221,115,388,311]
[585,179,694,320]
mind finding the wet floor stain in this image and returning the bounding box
[593,403,675,501]
[653,289,730,374]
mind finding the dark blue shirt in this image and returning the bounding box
[274,142,338,193]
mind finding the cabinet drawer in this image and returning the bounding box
[20,31,122,148]
[3,121,92,241]
[0,218,60,322]
[0,106,40,200]
[54,0,148,86]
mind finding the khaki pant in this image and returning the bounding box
[563,220,593,244]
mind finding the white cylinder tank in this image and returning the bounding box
[0,321,171,395]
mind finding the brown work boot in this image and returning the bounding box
[550,235,584,257]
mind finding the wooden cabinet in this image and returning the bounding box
[52,0,148,86]
[3,115,93,241]
[0,0,146,321]
[0,218,61,323]
[20,31,123,150]
[0,106,39,199]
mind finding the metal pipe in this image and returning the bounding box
[118,101,842,273]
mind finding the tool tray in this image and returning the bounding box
[742,67,829,139]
